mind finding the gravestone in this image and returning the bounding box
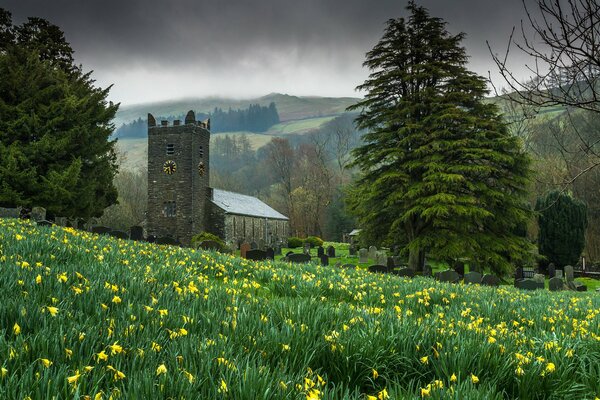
[481,274,500,286]
[36,220,53,227]
[303,243,311,255]
[564,265,574,283]
[273,243,282,256]
[68,218,81,229]
[548,263,556,278]
[319,254,329,266]
[326,245,336,258]
[422,264,433,277]
[240,243,251,258]
[349,244,357,256]
[341,264,356,269]
[514,266,524,281]
[359,249,368,263]
[147,235,156,243]
[55,217,68,226]
[258,239,266,250]
[533,274,545,286]
[437,269,460,283]
[288,253,312,263]
[375,251,387,266]
[368,246,377,260]
[130,226,144,241]
[31,207,46,222]
[109,230,129,240]
[265,247,275,260]
[386,257,396,269]
[464,271,482,284]
[0,207,20,218]
[92,226,112,235]
[515,278,542,290]
[392,267,415,278]
[285,251,294,257]
[368,264,389,274]
[197,240,222,251]
[555,270,563,279]
[250,241,258,250]
[155,237,179,246]
[246,249,267,261]
[453,260,465,277]
[317,246,325,257]
[548,277,564,291]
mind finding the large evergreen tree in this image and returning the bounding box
[0,9,118,219]
[537,191,587,267]
[347,2,533,274]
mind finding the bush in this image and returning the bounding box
[287,237,303,248]
[190,232,228,252]
[304,236,324,248]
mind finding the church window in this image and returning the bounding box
[163,201,176,217]
[199,146,204,158]
[166,144,175,155]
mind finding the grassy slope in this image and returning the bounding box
[1,219,599,399]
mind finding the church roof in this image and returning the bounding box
[211,189,288,220]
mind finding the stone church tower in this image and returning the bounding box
[146,111,210,245]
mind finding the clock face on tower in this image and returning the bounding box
[163,160,177,175]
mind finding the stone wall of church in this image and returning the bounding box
[213,210,289,248]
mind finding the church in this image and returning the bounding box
[146,110,289,246]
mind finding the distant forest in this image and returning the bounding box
[113,102,280,138]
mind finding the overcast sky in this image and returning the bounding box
[2,0,537,105]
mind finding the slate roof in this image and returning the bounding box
[211,189,288,220]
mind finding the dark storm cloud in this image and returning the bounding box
[1,0,534,104]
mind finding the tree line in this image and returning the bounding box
[113,102,280,139]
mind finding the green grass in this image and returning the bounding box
[1,219,599,399]
[266,116,337,135]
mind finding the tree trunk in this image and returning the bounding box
[408,247,422,272]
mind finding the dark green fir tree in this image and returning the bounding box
[347,2,533,274]
[536,191,587,267]
[0,8,119,219]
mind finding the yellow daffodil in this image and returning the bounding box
[1,367,8,378]
[112,295,122,304]
[471,374,479,384]
[218,379,228,393]
[421,387,431,397]
[183,370,194,383]
[377,388,389,400]
[46,306,58,317]
[96,350,108,362]
[13,323,20,335]
[420,356,428,364]
[373,369,379,379]
[156,364,167,376]
[450,373,457,383]
[67,371,81,385]
[35,275,42,284]
[40,358,52,368]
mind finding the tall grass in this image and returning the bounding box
[0,219,599,399]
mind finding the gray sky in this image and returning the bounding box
[2,0,535,105]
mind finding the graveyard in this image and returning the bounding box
[1,218,599,399]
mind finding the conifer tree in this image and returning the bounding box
[0,8,119,219]
[347,2,533,274]
[536,191,587,267]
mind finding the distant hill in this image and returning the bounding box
[113,93,360,128]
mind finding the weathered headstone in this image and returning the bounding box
[250,241,258,250]
[0,207,20,218]
[265,247,275,260]
[565,265,574,282]
[30,207,46,222]
[317,246,325,257]
[515,278,542,290]
[437,269,460,283]
[274,243,282,256]
[359,248,368,263]
[368,264,389,274]
[514,266,524,281]
[258,239,266,250]
[288,253,312,263]
[130,226,144,241]
[464,271,483,284]
[109,230,129,240]
[533,273,545,285]
[92,226,112,235]
[326,245,336,258]
[36,220,53,227]
[453,260,465,276]
[349,244,357,256]
[481,274,500,286]
[375,251,387,266]
[246,249,267,261]
[368,246,377,260]
[422,264,433,277]
[240,243,251,258]
[548,277,564,291]
[319,254,329,266]
[548,263,556,278]
[392,267,415,278]
[555,270,563,279]
[341,264,356,269]
[387,257,396,269]
[55,217,68,227]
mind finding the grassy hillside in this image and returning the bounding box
[1,219,599,399]
[114,93,359,127]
